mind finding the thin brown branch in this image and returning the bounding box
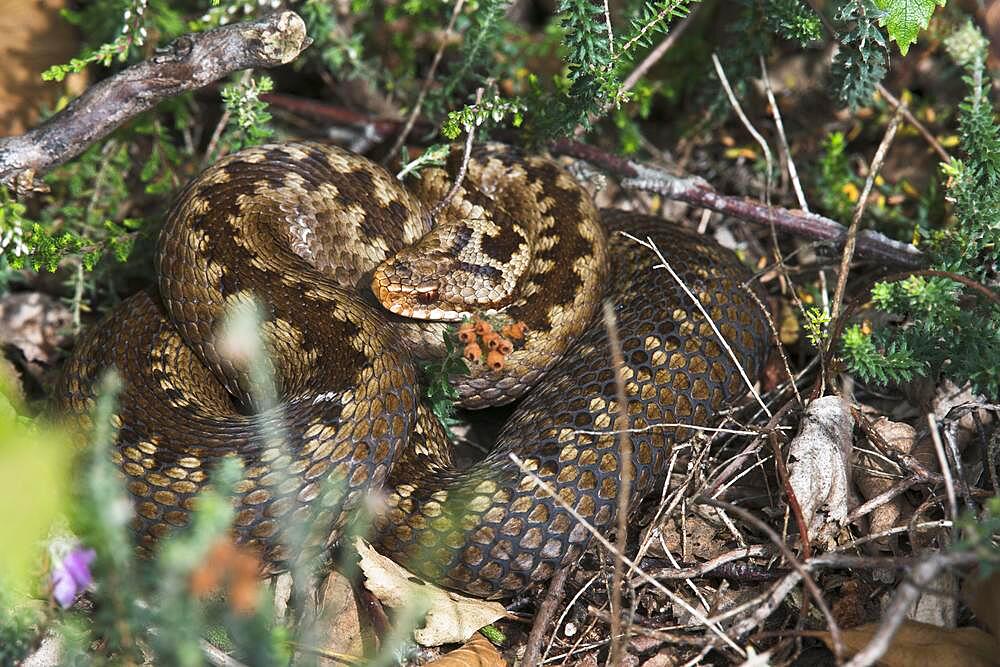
[712,52,774,205]
[521,566,571,667]
[620,10,696,94]
[802,0,952,164]
[0,12,310,192]
[604,300,634,667]
[430,86,484,219]
[846,476,919,523]
[697,497,845,663]
[630,545,771,584]
[507,452,748,657]
[875,85,952,163]
[767,431,811,563]
[829,105,905,327]
[841,551,974,667]
[926,413,958,524]
[549,139,927,269]
[260,93,412,138]
[385,0,465,162]
[760,55,808,212]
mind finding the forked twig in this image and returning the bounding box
[507,453,748,657]
[0,12,311,191]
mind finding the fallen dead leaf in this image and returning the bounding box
[423,632,505,667]
[355,538,506,647]
[296,569,372,664]
[819,619,997,667]
[652,511,728,562]
[787,395,855,547]
[855,418,919,547]
[0,292,72,367]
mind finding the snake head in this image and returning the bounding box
[372,219,521,321]
[372,253,469,321]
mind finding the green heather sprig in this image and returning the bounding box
[42,0,150,81]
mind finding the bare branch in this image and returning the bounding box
[828,105,904,326]
[385,0,466,162]
[0,11,311,192]
[549,138,927,269]
[521,566,571,667]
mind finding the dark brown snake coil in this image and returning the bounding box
[58,142,768,599]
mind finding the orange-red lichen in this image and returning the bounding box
[457,322,477,343]
[495,337,514,355]
[463,342,483,363]
[486,350,505,371]
[501,321,527,340]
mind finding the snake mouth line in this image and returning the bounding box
[372,269,467,321]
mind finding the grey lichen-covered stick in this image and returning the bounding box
[0,11,310,193]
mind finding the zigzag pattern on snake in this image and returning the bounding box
[57,142,768,599]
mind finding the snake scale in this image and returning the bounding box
[57,141,768,599]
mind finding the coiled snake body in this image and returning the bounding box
[58,142,768,599]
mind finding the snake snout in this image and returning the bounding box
[371,263,460,320]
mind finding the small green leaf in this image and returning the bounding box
[873,0,947,55]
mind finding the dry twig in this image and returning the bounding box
[841,551,976,667]
[430,86,485,219]
[549,139,926,269]
[712,53,774,205]
[0,12,311,192]
[521,567,571,667]
[385,0,466,161]
[926,413,959,524]
[603,301,635,666]
[620,10,696,94]
[828,105,905,327]
[507,452,748,657]
[697,497,845,662]
[759,56,808,212]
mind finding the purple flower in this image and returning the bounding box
[51,546,96,608]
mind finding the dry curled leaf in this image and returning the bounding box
[423,632,505,667]
[787,396,855,546]
[296,569,372,663]
[0,292,72,367]
[855,418,919,546]
[819,619,997,667]
[355,538,506,647]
